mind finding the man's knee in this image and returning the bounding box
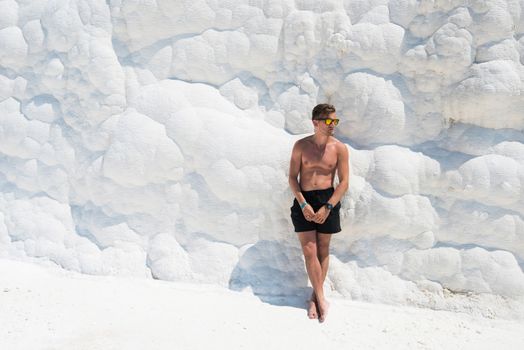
[302,241,317,259]
[317,247,329,261]
[317,240,329,253]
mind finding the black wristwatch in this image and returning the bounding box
[324,203,334,210]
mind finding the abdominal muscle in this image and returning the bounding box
[299,167,336,191]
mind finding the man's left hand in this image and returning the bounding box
[313,205,330,224]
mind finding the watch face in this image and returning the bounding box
[326,203,333,210]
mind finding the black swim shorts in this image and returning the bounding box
[290,187,341,234]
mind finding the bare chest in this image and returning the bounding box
[301,144,338,171]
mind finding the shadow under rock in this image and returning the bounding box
[229,239,312,309]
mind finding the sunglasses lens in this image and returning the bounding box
[322,119,339,125]
[315,118,340,126]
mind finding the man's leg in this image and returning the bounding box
[297,230,328,322]
[310,233,332,313]
[317,232,332,284]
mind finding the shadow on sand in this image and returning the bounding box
[229,239,312,310]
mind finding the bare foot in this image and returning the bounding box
[307,299,318,319]
[318,299,330,323]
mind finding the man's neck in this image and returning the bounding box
[312,132,329,147]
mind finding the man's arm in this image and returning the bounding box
[327,142,350,206]
[312,142,349,224]
[288,140,307,204]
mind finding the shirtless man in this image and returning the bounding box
[288,103,350,323]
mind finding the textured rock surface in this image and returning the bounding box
[1,0,524,312]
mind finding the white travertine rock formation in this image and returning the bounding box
[1,0,524,314]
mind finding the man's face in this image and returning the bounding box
[313,112,339,135]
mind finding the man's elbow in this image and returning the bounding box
[339,179,349,192]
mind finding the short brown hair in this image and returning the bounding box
[312,103,336,120]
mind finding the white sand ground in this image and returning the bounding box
[1,259,523,350]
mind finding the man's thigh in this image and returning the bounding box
[297,230,317,249]
[316,232,332,251]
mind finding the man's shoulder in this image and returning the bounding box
[330,137,349,154]
[294,135,313,147]
[329,136,343,147]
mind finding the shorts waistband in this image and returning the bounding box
[301,187,334,194]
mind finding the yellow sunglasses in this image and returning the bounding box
[316,118,340,126]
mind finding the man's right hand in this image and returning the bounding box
[302,205,316,222]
